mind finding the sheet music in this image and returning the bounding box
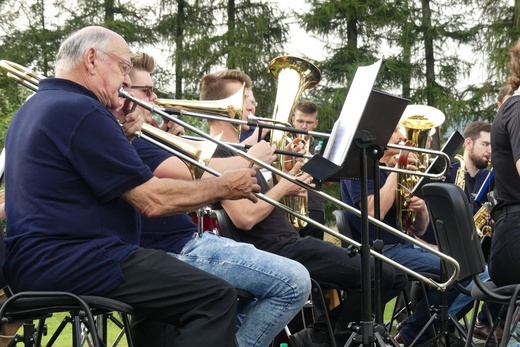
[323,59,383,165]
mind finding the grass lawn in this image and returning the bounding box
[25,312,129,347]
[14,297,477,347]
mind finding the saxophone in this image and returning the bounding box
[474,202,493,237]
[454,154,492,237]
[454,155,466,189]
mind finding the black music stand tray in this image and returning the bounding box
[303,60,408,347]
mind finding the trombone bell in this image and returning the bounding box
[154,85,245,134]
[141,123,217,179]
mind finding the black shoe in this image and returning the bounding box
[289,327,332,347]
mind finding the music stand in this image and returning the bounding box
[303,60,408,347]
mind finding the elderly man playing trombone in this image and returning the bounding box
[200,69,408,347]
[124,52,311,347]
[3,26,265,347]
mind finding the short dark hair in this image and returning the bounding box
[463,121,491,140]
[294,100,317,115]
[199,69,253,101]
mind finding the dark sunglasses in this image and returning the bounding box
[130,85,154,98]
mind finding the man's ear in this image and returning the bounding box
[463,137,472,149]
[84,48,97,75]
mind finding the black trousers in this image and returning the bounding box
[489,211,520,286]
[278,236,408,332]
[104,248,237,347]
[298,209,325,240]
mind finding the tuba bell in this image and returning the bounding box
[396,105,445,233]
[268,56,321,230]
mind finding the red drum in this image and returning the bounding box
[190,207,222,235]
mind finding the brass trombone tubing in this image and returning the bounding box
[177,113,450,181]
[0,60,459,290]
[119,89,460,291]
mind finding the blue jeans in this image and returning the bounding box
[449,268,489,318]
[170,232,311,347]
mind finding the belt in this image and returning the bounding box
[491,204,520,222]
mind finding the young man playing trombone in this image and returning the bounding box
[202,69,408,346]
[126,52,312,347]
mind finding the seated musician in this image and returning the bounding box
[126,52,312,347]
[444,121,504,340]
[202,69,408,347]
[340,125,467,345]
[3,26,260,347]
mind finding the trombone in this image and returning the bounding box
[1,60,459,291]
[121,89,460,291]
[163,108,451,182]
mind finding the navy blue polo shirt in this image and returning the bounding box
[3,78,153,295]
[340,168,405,245]
[132,138,196,253]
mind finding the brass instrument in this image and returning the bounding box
[0,60,220,180]
[475,202,493,237]
[155,87,245,134]
[454,154,466,189]
[268,55,321,230]
[1,60,461,291]
[453,153,494,237]
[285,135,312,226]
[140,123,218,179]
[396,105,445,233]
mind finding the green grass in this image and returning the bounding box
[12,297,477,346]
[18,312,129,347]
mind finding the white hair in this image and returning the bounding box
[55,26,111,75]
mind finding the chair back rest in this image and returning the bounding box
[211,208,243,242]
[333,209,353,248]
[421,183,486,280]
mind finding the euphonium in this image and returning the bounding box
[396,105,445,233]
[268,56,321,230]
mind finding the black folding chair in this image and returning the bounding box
[0,148,135,347]
[333,209,442,341]
[422,182,520,347]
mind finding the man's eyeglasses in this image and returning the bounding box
[130,85,154,98]
[476,140,491,149]
[97,49,133,76]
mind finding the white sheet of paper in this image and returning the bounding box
[323,59,383,165]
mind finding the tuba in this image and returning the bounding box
[268,56,321,230]
[396,105,445,233]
